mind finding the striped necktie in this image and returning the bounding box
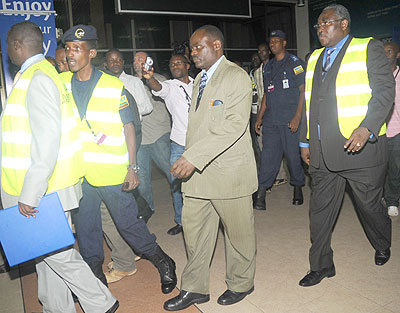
[322,48,335,81]
[196,71,208,110]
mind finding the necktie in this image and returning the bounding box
[322,48,335,81]
[196,72,208,110]
[13,71,22,87]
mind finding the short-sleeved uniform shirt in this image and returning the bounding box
[71,67,142,148]
[263,53,305,125]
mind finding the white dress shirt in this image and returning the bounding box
[152,77,194,146]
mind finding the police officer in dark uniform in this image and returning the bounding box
[254,30,305,210]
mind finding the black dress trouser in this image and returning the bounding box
[308,156,392,271]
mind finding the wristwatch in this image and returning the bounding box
[127,164,140,173]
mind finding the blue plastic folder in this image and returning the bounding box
[0,192,75,267]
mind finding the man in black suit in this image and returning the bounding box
[298,4,395,287]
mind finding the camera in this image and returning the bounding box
[144,56,154,71]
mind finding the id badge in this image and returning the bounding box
[267,84,274,93]
[95,131,107,145]
[282,79,289,89]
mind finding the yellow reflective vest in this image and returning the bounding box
[60,71,129,187]
[305,37,386,139]
[1,60,83,196]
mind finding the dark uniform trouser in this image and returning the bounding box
[384,133,400,207]
[259,124,305,188]
[181,195,256,295]
[72,179,158,267]
[308,159,392,271]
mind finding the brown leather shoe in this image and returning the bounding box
[105,267,137,284]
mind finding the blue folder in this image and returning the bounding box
[0,192,75,267]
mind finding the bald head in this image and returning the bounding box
[7,21,43,67]
[7,21,43,54]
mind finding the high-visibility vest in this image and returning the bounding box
[61,71,128,186]
[1,60,83,196]
[305,37,386,139]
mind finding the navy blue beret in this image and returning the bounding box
[268,30,286,41]
[62,24,98,43]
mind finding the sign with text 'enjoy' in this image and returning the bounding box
[0,0,56,96]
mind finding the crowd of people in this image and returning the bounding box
[0,3,398,312]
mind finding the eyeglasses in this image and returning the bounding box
[313,19,342,30]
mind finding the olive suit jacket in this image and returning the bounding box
[182,56,257,198]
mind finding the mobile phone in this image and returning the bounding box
[144,56,153,71]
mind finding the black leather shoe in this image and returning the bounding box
[299,265,335,287]
[293,186,303,205]
[375,248,390,266]
[253,186,267,210]
[217,286,254,305]
[164,290,210,311]
[106,300,119,313]
[0,262,10,273]
[145,246,177,294]
[167,224,183,235]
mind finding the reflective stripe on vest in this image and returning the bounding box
[1,60,83,196]
[61,71,128,187]
[305,37,386,139]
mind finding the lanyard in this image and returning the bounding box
[83,115,97,139]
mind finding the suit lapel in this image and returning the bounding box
[197,57,227,110]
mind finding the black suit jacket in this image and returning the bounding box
[300,36,395,171]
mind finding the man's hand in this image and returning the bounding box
[18,202,38,218]
[288,115,301,133]
[344,126,371,153]
[255,117,263,135]
[141,64,154,80]
[171,156,195,179]
[122,168,140,191]
[300,147,310,166]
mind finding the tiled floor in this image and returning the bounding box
[1,171,399,313]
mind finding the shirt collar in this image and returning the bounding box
[330,34,349,52]
[202,55,225,83]
[19,54,44,74]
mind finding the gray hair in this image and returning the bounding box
[322,4,351,26]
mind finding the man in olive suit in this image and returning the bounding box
[164,25,257,311]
